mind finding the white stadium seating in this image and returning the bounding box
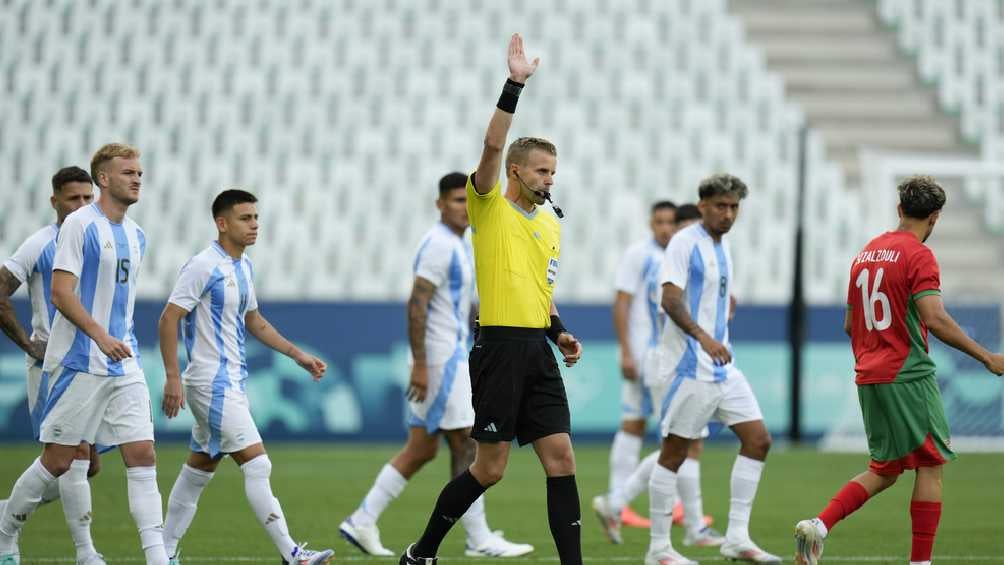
[1,0,856,303]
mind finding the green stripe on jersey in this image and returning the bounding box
[896,291,939,382]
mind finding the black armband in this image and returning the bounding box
[496,78,524,113]
[546,315,568,345]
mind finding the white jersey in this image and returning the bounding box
[413,222,475,366]
[43,204,146,376]
[3,224,59,346]
[614,238,666,366]
[167,241,259,389]
[658,222,739,382]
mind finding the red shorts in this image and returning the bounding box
[869,433,949,476]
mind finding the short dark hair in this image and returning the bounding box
[651,200,676,214]
[438,172,468,197]
[212,189,258,218]
[698,174,748,201]
[674,203,702,224]
[51,166,92,193]
[897,175,946,219]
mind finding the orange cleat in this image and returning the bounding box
[620,506,651,528]
[672,502,714,527]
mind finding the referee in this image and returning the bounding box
[400,34,584,565]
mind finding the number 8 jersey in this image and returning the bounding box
[848,231,941,385]
[43,203,147,376]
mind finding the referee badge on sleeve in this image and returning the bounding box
[547,257,559,286]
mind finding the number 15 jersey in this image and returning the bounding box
[43,203,147,376]
[848,231,941,385]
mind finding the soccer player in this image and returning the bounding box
[793,176,1004,565]
[339,174,532,558]
[0,166,104,564]
[399,34,584,565]
[645,175,780,564]
[594,202,724,548]
[158,190,334,565]
[0,143,170,565]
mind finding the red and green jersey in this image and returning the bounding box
[848,231,941,385]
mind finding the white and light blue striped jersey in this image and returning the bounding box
[168,241,259,388]
[3,224,59,346]
[614,238,666,366]
[658,223,739,382]
[43,203,147,376]
[413,222,475,366]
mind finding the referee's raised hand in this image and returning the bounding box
[507,33,539,83]
[556,332,582,367]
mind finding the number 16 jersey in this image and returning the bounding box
[848,231,941,385]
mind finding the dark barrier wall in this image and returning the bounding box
[0,300,997,443]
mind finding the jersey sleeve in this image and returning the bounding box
[614,245,642,294]
[167,259,212,312]
[659,235,691,290]
[51,216,88,278]
[465,171,502,227]
[246,261,259,312]
[414,236,451,288]
[3,233,44,284]
[909,246,941,299]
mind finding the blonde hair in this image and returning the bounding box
[505,137,557,172]
[90,143,140,186]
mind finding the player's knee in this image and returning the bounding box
[472,461,505,487]
[742,431,771,460]
[240,454,272,479]
[542,449,576,477]
[86,457,101,478]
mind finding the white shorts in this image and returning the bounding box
[39,367,155,447]
[26,360,45,439]
[407,357,474,433]
[659,371,763,440]
[620,378,654,421]
[187,382,263,458]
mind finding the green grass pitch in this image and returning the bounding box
[2,443,1001,563]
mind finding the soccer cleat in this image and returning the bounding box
[464,530,534,557]
[167,549,181,565]
[644,547,698,565]
[721,539,782,563]
[683,525,726,547]
[77,554,106,565]
[591,495,623,544]
[288,543,333,565]
[794,518,826,565]
[621,505,651,528]
[0,551,18,565]
[399,543,437,564]
[339,518,393,556]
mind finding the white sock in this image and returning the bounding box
[676,458,704,536]
[609,430,643,494]
[350,463,407,526]
[41,476,61,504]
[59,459,97,559]
[611,450,658,513]
[648,463,678,553]
[460,495,492,548]
[726,455,765,544]
[126,466,168,565]
[241,455,296,560]
[163,464,215,557]
[0,458,54,547]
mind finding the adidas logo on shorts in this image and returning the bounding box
[483,422,498,433]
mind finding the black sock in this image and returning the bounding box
[413,470,487,557]
[546,475,583,565]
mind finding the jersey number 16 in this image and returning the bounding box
[855,267,891,331]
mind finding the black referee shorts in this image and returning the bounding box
[469,326,571,446]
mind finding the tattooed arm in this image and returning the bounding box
[406,277,437,402]
[661,282,731,365]
[0,266,43,360]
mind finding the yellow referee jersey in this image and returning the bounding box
[466,173,560,328]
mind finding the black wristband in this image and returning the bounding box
[546,314,568,345]
[496,78,524,113]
